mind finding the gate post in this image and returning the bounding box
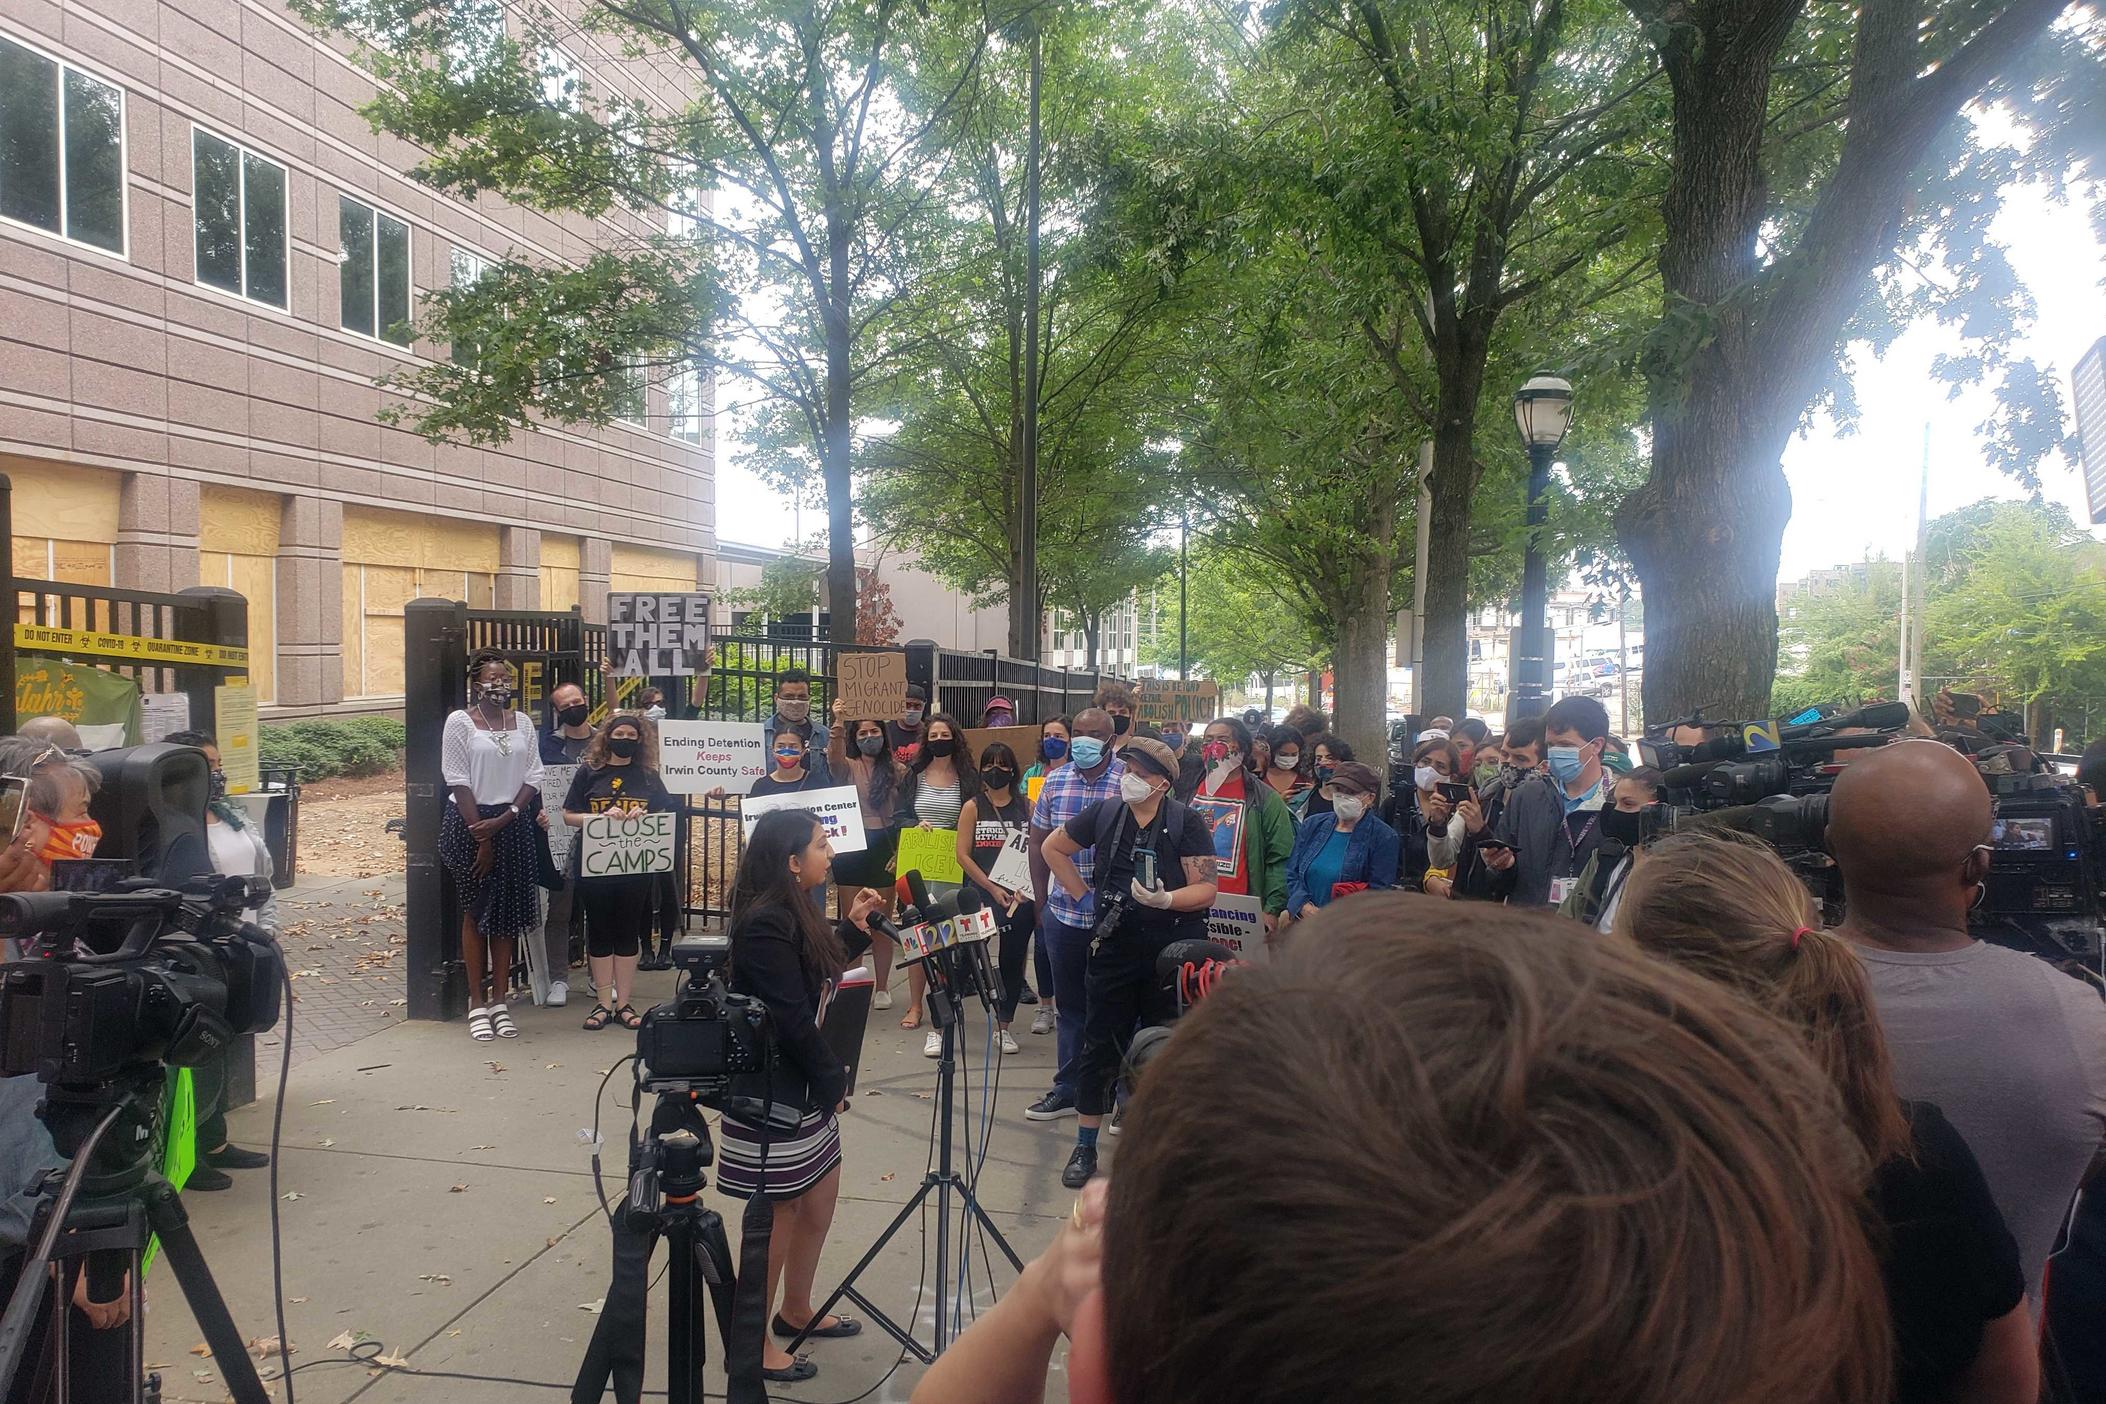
[905,639,937,708]
[0,475,14,735]
[405,598,469,1020]
[179,587,249,731]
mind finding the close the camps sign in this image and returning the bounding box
[579,811,678,877]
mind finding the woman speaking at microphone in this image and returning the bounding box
[723,808,885,1384]
[1042,736,1217,1189]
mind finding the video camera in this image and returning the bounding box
[0,875,284,1090]
[634,933,772,1098]
[1638,701,1911,813]
[1975,772,2104,962]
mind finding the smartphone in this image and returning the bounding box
[1474,838,1518,856]
[0,776,24,842]
[1436,782,1474,806]
[1136,848,1158,891]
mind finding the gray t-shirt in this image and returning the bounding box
[1856,939,2106,1300]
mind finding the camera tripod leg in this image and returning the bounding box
[141,1183,271,1404]
[665,1221,699,1404]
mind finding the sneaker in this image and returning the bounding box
[1030,1007,1056,1037]
[186,1165,233,1193]
[1025,1090,1076,1122]
[923,1030,943,1059]
[998,1030,1021,1055]
[1018,984,1039,1005]
[205,1144,271,1170]
[546,979,569,1008]
[1060,1143,1098,1189]
[873,989,894,1011]
[1107,1103,1123,1137]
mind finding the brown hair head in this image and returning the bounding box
[1102,897,1888,1404]
[581,713,660,771]
[1611,829,1913,1166]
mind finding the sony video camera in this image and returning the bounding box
[634,934,772,1098]
[1639,701,1911,814]
[1975,772,2104,962]
[0,875,284,1089]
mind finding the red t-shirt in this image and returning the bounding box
[1192,768,1249,897]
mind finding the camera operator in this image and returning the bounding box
[160,731,276,1191]
[1480,697,1610,908]
[909,900,1892,1404]
[1831,740,2106,1304]
[1556,766,1660,932]
[1041,737,1217,1190]
[719,808,884,1384]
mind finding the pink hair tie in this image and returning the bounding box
[1791,926,1814,950]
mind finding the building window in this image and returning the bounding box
[339,195,412,345]
[613,356,645,424]
[0,35,126,254]
[448,246,491,366]
[191,128,286,307]
[539,46,581,109]
[668,182,704,239]
[666,361,705,443]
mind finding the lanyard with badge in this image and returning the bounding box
[1547,811,1600,907]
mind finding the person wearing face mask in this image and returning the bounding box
[827,702,911,1011]
[766,669,833,785]
[981,695,1019,730]
[956,742,1036,1055]
[900,713,980,1052]
[562,714,675,1032]
[636,687,670,722]
[1556,767,1660,931]
[1259,724,1312,819]
[1094,681,1138,753]
[440,652,547,1042]
[25,757,103,869]
[1042,736,1217,1186]
[750,726,822,797]
[1395,736,1468,895]
[1283,762,1398,920]
[1481,696,1609,909]
[1452,717,1488,777]
[532,682,597,1007]
[888,684,930,764]
[157,731,277,1191]
[1015,716,1072,1034]
[1301,734,1354,820]
[1025,708,1125,1124]
[1022,716,1071,792]
[1472,735,1507,790]
[1187,718,1294,934]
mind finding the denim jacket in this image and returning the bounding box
[1285,812,1400,912]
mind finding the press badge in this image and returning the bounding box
[1548,877,1576,905]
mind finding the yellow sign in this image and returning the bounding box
[895,826,964,885]
[215,683,261,795]
[14,624,248,669]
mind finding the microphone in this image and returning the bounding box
[1662,759,1728,790]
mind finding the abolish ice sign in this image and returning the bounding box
[607,592,712,677]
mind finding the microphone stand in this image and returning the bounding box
[781,940,1023,1364]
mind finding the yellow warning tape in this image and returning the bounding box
[15,623,249,669]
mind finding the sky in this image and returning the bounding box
[710,176,2106,586]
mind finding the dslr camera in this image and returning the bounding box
[634,934,772,1098]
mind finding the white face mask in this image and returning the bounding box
[1333,794,1367,822]
[1207,756,1239,787]
[1119,772,1157,806]
[1414,764,1441,792]
[643,705,667,721]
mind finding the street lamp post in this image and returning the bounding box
[1508,372,1573,721]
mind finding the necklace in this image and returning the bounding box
[477,702,511,757]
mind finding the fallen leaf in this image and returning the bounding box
[417,1273,452,1286]
[316,1138,335,1148]
[289,1297,309,1305]
[544,1196,558,1204]
[189,1344,212,1358]
[485,1061,506,1074]
[469,1144,497,1152]
[281,1191,303,1201]
[546,1236,561,1247]
[578,1299,604,1315]
[194,1371,215,1384]
[879,1172,896,1183]
[310,1099,335,1106]
[326,1332,361,1352]
[449,1184,468,1193]
[248,1336,293,1358]
[374,1352,412,1369]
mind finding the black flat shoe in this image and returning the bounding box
[206,1144,272,1170]
[1060,1143,1098,1190]
[1018,984,1040,1005]
[761,1358,817,1384]
[773,1313,861,1340]
[186,1165,233,1192]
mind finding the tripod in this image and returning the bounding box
[784,947,1023,1364]
[0,1069,271,1404]
[572,1096,763,1404]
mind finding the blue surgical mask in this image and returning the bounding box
[1547,745,1587,786]
[1070,736,1107,769]
[1041,736,1069,761]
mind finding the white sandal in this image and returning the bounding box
[467,1006,495,1041]
[489,1005,520,1038]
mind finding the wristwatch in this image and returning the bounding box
[506,804,520,817]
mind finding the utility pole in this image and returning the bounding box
[1012,25,1043,663]
[1617,590,1630,735]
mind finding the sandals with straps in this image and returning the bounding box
[467,1007,496,1041]
[615,1004,643,1030]
[489,1005,520,1038]
[582,1004,613,1031]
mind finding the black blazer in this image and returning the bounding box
[728,904,872,1112]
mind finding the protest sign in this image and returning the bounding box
[837,652,908,720]
[1188,795,1248,880]
[986,829,1036,901]
[739,785,867,853]
[1135,679,1220,725]
[540,764,579,869]
[658,720,768,795]
[607,592,712,676]
[1205,893,1268,964]
[895,826,963,884]
[580,810,677,877]
[962,725,1041,767]
[214,684,260,794]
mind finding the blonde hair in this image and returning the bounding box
[1613,829,1913,1166]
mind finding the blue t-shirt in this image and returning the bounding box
[1305,829,1351,908]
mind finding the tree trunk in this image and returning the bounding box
[823,321,857,642]
[1418,426,1478,722]
[1085,614,1101,669]
[1333,568,1393,781]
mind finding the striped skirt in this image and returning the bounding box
[717,1106,842,1202]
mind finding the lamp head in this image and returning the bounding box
[1514,372,1574,450]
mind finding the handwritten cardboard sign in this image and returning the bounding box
[540,764,579,869]
[837,652,908,721]
[658,720,768,795]
[1136,679,1220,725]
[986,829,1036,901]
[739,785,867,854]
[895,825,964,884]
[608,592,712,677]
[580,810,677,877]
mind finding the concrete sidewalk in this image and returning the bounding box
[147,960,1086,1404]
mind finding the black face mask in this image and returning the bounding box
[1600,805,1648,845]
[980,766,1015,790]
[925,737,957,759]
[557,703,590,728]
[609,736,642,759]
[1111,714,1132,736]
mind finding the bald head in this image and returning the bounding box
[1830,740,1992,928]
[19,716,82,751]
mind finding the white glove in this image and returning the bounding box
[1129,878,1173,910]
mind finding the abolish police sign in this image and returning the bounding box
[607,593,712,677]
[579,811,678,877]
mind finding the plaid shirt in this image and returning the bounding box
[1031,756,1127,927]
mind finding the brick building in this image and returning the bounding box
[0,0,715,715]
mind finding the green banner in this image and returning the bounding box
[15,655,145,744]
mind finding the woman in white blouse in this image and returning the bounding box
[440,652,546,1041]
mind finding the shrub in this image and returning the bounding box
[259,717,405,780]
